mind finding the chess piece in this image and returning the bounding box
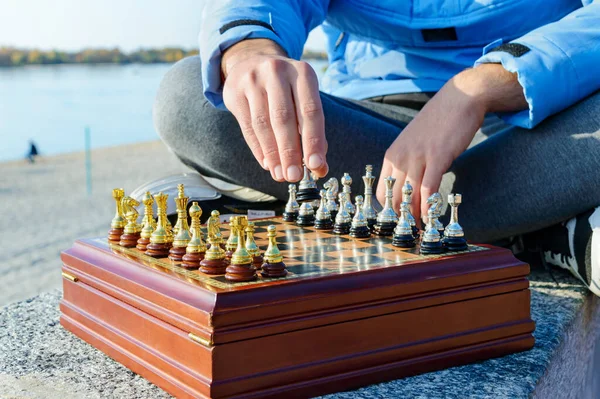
[261,225,287,278]
[296,202,315,226]
[119,196,142,247]
[420,207,443,255]
[333,193,352,235]
[145,192,172,257]
[245,221,264,268]
[136,192,155,251]
[225,216,241,259]
[181,202,207,269]
[362,165,378,229]
[323,177,339,220]
[200,210,228,274]
[341,173,355,215]
[225,217,256,282]
[314,189,334,230]
[169,184,192,261]
[373,176,398,236]
[108,188,126,243]
[443,194,469,251]
[392,203,416,248]
[402,181,419,239]
[349,196,371,238]
[426,193,445,236]
[296,165,320,203]
[282,184,300,222]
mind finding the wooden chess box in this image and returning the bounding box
[60,218,535,399]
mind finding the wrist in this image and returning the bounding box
[221,38,286,79]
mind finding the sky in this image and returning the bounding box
[0,0,327,51]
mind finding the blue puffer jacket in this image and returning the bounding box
[199,0,600,129]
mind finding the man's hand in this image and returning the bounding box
[221,39,328,182]
[376,64,528,223]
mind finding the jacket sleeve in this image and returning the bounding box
[199,0,329,108]
[475,1,600,129]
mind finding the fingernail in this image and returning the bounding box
[274,165,283,180]
[260,159,268,170]
[307,153,323,170]
[287,165,301,181]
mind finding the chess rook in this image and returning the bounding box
[199,210,228,274]
[341,173,355,215]
[181,202,207,269]
[108,188,126,243]
[323,177,339,220]
[168,184,192,261]
[119,196,142,248]
[443,194,469,251]
[145,192,172,257]
[402,181,419,239]
[314,189,334,230]
[349,195,371,238]
[136,192,156,251]
[261,225,287,278]
[225,216,257,282]
[333,193,352,235]
[421,206,443,255]
[296,165,320,203]
[392,203,416,248]
[282,184,300,222]
[362,165,378,229]
[245,221,264,268]
[296,202,316,227]
[373,176,398,236]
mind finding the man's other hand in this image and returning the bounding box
[221,39,328,182]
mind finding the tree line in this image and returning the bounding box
[0,47,327,67]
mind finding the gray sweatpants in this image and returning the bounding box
[153,56,600,243]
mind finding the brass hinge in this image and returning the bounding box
[188,332,213,348]
[61,272,78,282]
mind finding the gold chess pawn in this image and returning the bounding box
[119,196,142,248]
[261,225,287,278]
[108,188,126,243]
[225,216,241,259]
[225,217,256,282]
[199,210,228,274]
[181,202,207,269]
[145,192,172,258]
[245,221,264,268]
[136,191,155,251]
[169,184,192,261]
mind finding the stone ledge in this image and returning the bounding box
[0,266,596,399]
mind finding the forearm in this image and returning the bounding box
[221,39,287,79]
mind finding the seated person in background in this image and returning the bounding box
[154,0,600,295]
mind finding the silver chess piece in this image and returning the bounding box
[420,207,443,254]
[297,165,320,203]
[282,184,300,222]
[296,201,315,226]
[392,202,416,248]
[443,193,468,251]
[341,173,355,215]
[323,177,339,216]
[362,165,378,227]
[426,193,445,234]
[349,195,371,238]
[333,192,352,235]
[402,181,418,237]
[373,176,398,236]
[314,189,333,230]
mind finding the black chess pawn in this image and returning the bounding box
[349,196,371,238]
[296,202,316,227]
[282,184,300,222]
[296,165,320,203]
[373,176,398,236]
[333,193,352,235]
[392,203,416,248]
[442,193,469,251]
[314,189,334,230]
[420,207,443,255]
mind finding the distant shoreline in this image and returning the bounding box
[0,47,328,67]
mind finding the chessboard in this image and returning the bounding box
[60,216,534,399]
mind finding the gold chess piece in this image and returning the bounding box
[119,196,142,248]
[200,210,228,274]
[261,225,287,278]
[145,192,172,258]
[182,202,207,269]
[136,192,155,251]
[169,184,192,261]
[225,216,245,258]
[225,217,256,282]
[245,222,263,268]
[108,188,126,243]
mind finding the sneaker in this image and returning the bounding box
[536,206,600,296]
